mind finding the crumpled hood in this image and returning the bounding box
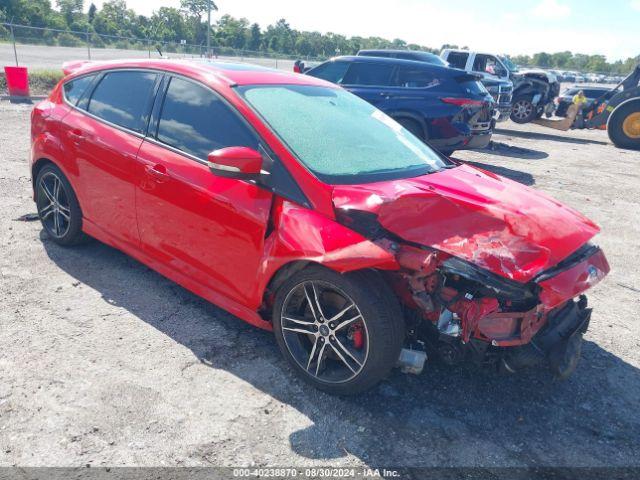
[332,164,599,283]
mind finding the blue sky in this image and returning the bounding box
[89,0,640,61]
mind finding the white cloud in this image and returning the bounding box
[631,0,640,11]
[532,0,571,19]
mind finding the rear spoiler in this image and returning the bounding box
[61,60,94,76]
[454,73,483,83]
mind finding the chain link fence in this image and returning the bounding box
[0,22,324,72]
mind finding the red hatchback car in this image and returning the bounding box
[31,59,609,394]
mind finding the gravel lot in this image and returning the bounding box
[1,101,639,469]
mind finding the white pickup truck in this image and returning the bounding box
[441,49,560,123]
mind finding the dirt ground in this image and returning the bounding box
[0,101,639,469]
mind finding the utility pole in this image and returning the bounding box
[206,0,211,58]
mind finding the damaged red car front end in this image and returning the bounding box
[333,164,609,377]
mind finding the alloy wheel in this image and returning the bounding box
[37,171,71,239]
[512,100,534,120]
[280,280,369,384]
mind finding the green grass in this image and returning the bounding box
[1,68,64,96]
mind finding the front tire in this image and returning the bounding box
[35,163,87,246]
[510,96,537,123]
[607,100,640,150]
[273,266,404,395]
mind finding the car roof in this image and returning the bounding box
[63,58,332,87]
[327,55,460,75]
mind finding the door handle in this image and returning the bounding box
[145,164,170,183]
[67,129,85,144]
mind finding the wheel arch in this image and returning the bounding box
[391,111,430,139]
[32,157,85,215]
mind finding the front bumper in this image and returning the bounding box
[502,296,591,377]
[495,104,513,122]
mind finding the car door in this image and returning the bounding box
[135,75,273,306]
[340,62,397,109]
[61,69,159,247]
[386,65,447,119]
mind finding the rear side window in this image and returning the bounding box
[307,61,349,84]
[446,52,468,69]
[342,63,395,86]
[63,75,94,105]
[393,67,442,88]
[87,71,157,132]
[156,76,258,160]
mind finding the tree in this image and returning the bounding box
[87,2,96,23]
[180,0,216,45]
[56,0,83,26]
[247,23,261,51]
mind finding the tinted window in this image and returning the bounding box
[307,61,349,83]
[446,51,468,69]
[88,71,157,132]
[358,51,393,58]
[342,63,395,86]
[393,67,443,88]
[63,75,94,105]
[156,76,258,160]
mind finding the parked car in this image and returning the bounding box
[304,56,495,154]
[357,49,512,122]
[31,59,610,394]
[555,86,611,117]
[357,49,449,66]
[441,49,560,123]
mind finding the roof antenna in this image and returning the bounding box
[156,46,163,57]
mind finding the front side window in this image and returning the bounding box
[156,76,258,160]
[307,61,350,83]
[239,85,449,184]
[87,71,157,132]
[63,74,95,105]
[342,63,395,86]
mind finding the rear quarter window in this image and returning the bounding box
[446,52,469,69]
[63,75,95,105]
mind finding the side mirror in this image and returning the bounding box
[207,146,263,179]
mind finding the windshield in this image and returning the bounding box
[498,55,519,73]
[238,85,449,184]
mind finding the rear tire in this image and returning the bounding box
[607,100,640,150]
[510,96,537,123]
[35,163,87,246]
[272,266,405,395]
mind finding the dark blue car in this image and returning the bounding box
[305,56,495,154]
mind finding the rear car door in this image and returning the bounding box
[135,75,273,306]
[385,65,449,131]
[340,62,397,108]
[61,70,159,247]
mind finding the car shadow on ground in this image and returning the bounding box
[41,234,640,467]
[462,160,536,186]
[495,128,610,146]
[474,141,549,161]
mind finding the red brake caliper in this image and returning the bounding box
[350,323,364,349]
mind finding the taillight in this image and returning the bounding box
[440,97,484,107]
